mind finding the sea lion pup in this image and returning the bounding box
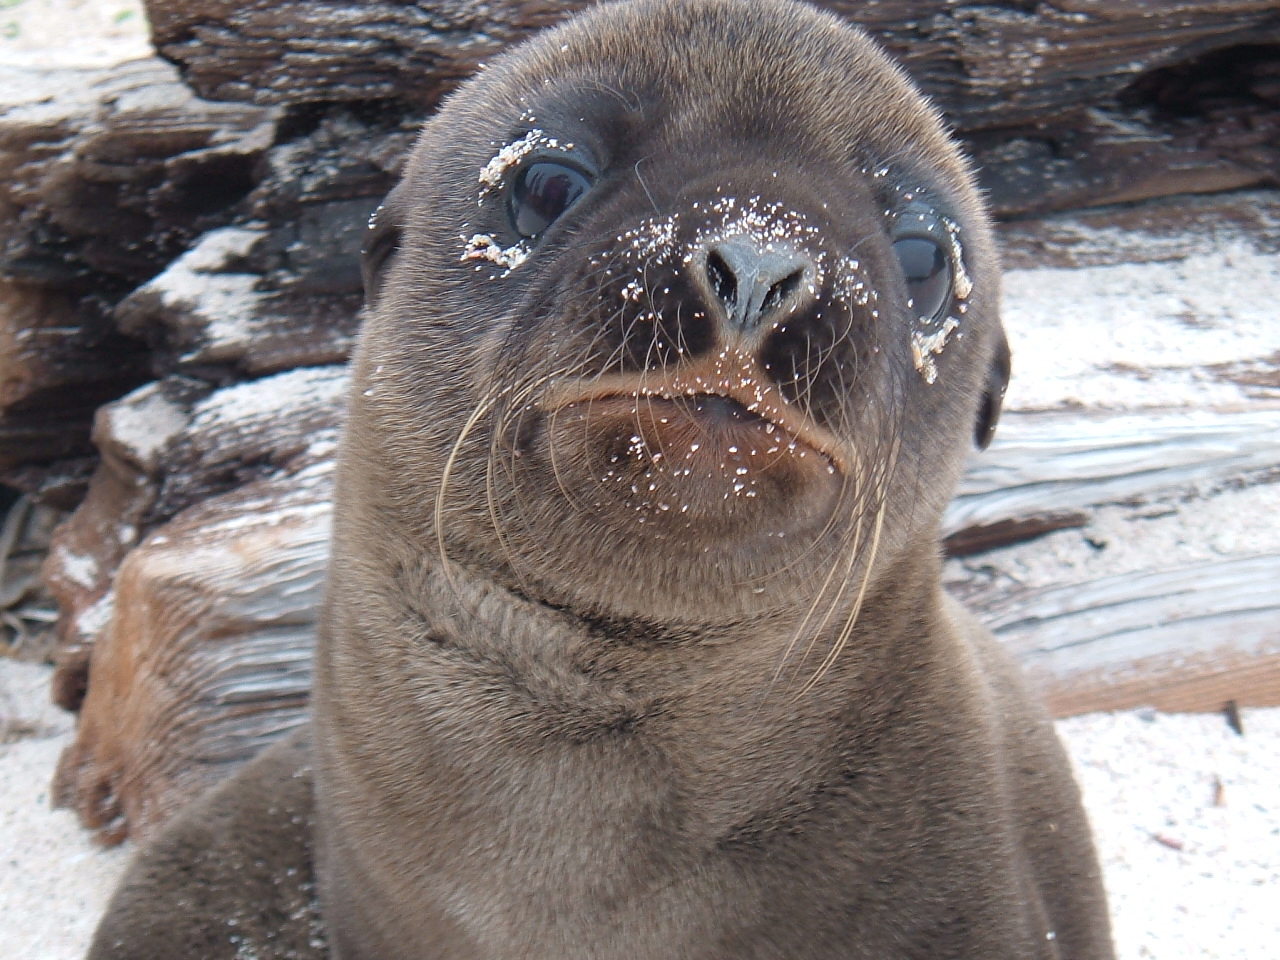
[87,1,1114,958]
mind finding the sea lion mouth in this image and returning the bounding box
[539,347,849,476]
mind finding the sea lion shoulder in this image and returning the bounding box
[85,729,324,960]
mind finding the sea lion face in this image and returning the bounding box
[352,0,1008,624]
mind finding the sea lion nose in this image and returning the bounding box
[699,235,816,334]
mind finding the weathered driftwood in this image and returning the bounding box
[943,408,1280,536]
[53,463,330,844]
[142,0,1277,128]
[976,555,1280,716]
[0,64,410,510]
[0,58,277,484]
[0,279,143,475]
[46,367,344,844]
[113,107,415,377]
[43,367,346,712]
[997,189,1280,270]
[0,492,62,658]
[140,0,1280,214]
[42,377,208,710]
[0,58,276,286]
[940,222,1280,716]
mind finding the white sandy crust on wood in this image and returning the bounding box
[1002,241,1280,413]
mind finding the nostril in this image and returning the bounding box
[760,268,805,317]
[705,249,738,316]
[701,236,815,332]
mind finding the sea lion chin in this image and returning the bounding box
[85,2,1112,959]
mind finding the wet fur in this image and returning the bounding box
[87,2,1111,958]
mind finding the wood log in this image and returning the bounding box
[0,58,278,287]
[41,377,207,709]
[0,57,278,482]
[140,0,1280,215]
[944,408,1280,537]
[0,58,398,503]
[996,189,1280,271]
[49,369,343,843]
[966,98,1280,217]
[116,108,413,377]
[0,57,273,363]
[949,490,1280,715]
[43,367,345,712]
[941,215,1280,714]
[53,462,330,844]
[0,492,62,659]
[141,0,1279,128]
[986,556,1280,716]
[0,280,147,473]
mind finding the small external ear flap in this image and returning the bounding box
[974,332,1010,450]
[361,184,406,305]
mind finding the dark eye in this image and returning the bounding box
[510,161,591,238]
[892,236,950,321]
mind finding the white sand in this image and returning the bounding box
[1060,709,1280,960]
[0,0,149,68]
[1,661,129,959]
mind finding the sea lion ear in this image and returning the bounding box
[974,331,1010,451]
[362,183,407,305]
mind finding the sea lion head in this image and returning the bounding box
[345,0,1008,628]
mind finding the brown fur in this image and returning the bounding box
[87,729,323,959]
[87,2,1113,958]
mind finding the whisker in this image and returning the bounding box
[486,373,565,590]
[634,156,659,214]
[435,388,505,598]
[793,494,887,699]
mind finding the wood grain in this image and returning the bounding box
[977,556,1280,715]
[139,0,1280,214]
[54,464,329,844]
[945,408,1280,534]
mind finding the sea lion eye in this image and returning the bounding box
[510,160,591,238]
[892,236,950,320]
